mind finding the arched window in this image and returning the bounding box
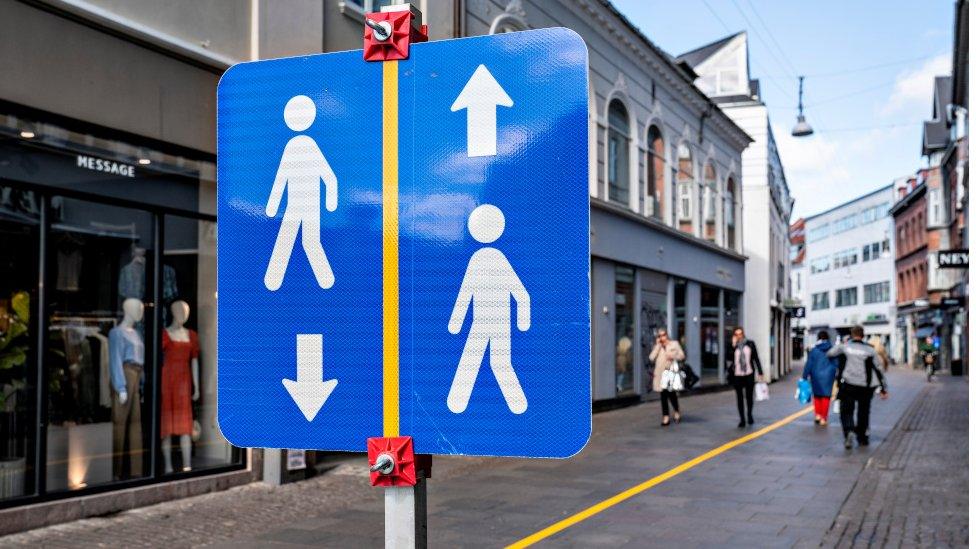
[646,125,665,219]
[607,99,630,206]
[725,176,736,249]
[703,162,717,241]
[676,143,694,234]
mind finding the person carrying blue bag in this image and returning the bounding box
[803,330,839,426]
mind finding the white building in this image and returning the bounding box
[678,32,794,381]
[803,185,897,349]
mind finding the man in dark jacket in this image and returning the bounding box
[803,331,838,426]
[729,327,764,428]
[828,325,889,449]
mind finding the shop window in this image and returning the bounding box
[646,126,665,220]
[46,197,155,491]
[607,100,630,206]
[674,278,687,352]
[161,216,232,474]
[639,271,668,392]
[613,266,635,396]
[723,291,741,381]
[0,185,40,501]
[700,285,720,383]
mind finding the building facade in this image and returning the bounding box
[788,218,806,359]
[0,0,339,533]
[892,178,929,366]
[803,186,896,351]
[677,32,794,381]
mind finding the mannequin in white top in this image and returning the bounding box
[162,300,200,473]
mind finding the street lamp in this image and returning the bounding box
[791,76,813,137]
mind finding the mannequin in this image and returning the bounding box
[161,300,200,473]
[109,298,145,479]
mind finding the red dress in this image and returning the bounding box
[161,329,199,438]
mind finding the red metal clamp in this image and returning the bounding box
[367,436,418,487]
[363,3,428,62]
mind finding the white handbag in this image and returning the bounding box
[665,362,684,391]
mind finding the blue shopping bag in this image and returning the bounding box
[795,379,812,404]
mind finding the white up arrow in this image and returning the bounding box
[282,334,338,422]
[451,64,513,158]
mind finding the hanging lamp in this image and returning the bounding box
[791,76,814,137]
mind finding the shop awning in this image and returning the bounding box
[914,326,935,339]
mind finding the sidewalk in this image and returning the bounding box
[1,367,947,548]
[821,374,968,547]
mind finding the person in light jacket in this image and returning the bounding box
[803,330,839,426]
[648,328,685,426]
[729,327,764,428]
[828,325,889,449]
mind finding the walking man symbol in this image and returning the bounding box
[447,205,531,414]
[264,95,338,291]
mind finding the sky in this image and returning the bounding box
[612,0,955,220]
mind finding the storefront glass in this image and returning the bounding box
[723,291,741,382]
[161,215,231,474]
[639,271,668,393]
[0,108,241,506]
[614,266,635,395]
[46,197,155,490]
[700,285,720,383]
[0,185,40,500]
[674,278,687,350]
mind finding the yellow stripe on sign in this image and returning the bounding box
[506,406,813,548]
[382,60,399,438]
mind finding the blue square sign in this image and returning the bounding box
[217,28,591,457]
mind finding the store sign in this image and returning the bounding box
[937,249,968,268]
[76,155,136,178]
[286,449,307,471]
[216,29,591,458]
[788,306,805,319]
[941,297,962,308]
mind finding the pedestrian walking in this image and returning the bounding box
[648,328,685,426]
[868,335,890,371]
[803,330,838,426]
[828,325,889,449]
[728,326,763,428]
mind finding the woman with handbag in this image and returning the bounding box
[649,328,686,426]
[729,326,764,428]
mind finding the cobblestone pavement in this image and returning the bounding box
[821,374,968,548]
[2,366,951,548]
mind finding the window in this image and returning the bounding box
[832,213,858,235]
[808,223,830,242]
[928,186,945,226]
[811,291,830,310]
[646,126,665,219]
[607,99,630,206]
[863,281,890,304]
[703,162,717,241]
[725,176,736,249]
[614,266,635,396]
[676,143,693,233]
[339,0,398,14]
[832,248,858,269]
[810,256,830,274]
[863,244,871,262]
[862,241,885,262]
[835,287,858,307]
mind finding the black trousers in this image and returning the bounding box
[730,375,754,422]
[839,383,874,438]
[660,390,679,416]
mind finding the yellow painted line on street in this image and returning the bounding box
[382,60,400,437]
[506,405,814,548]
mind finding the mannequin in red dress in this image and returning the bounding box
[161,300,200,473]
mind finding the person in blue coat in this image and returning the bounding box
[803,331,838,426]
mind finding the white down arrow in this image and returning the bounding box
[282,334,338,422]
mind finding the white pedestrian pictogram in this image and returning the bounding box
[447,204,530,414]
[264,95,338,291]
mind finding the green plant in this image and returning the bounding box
[0,291,29,411]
